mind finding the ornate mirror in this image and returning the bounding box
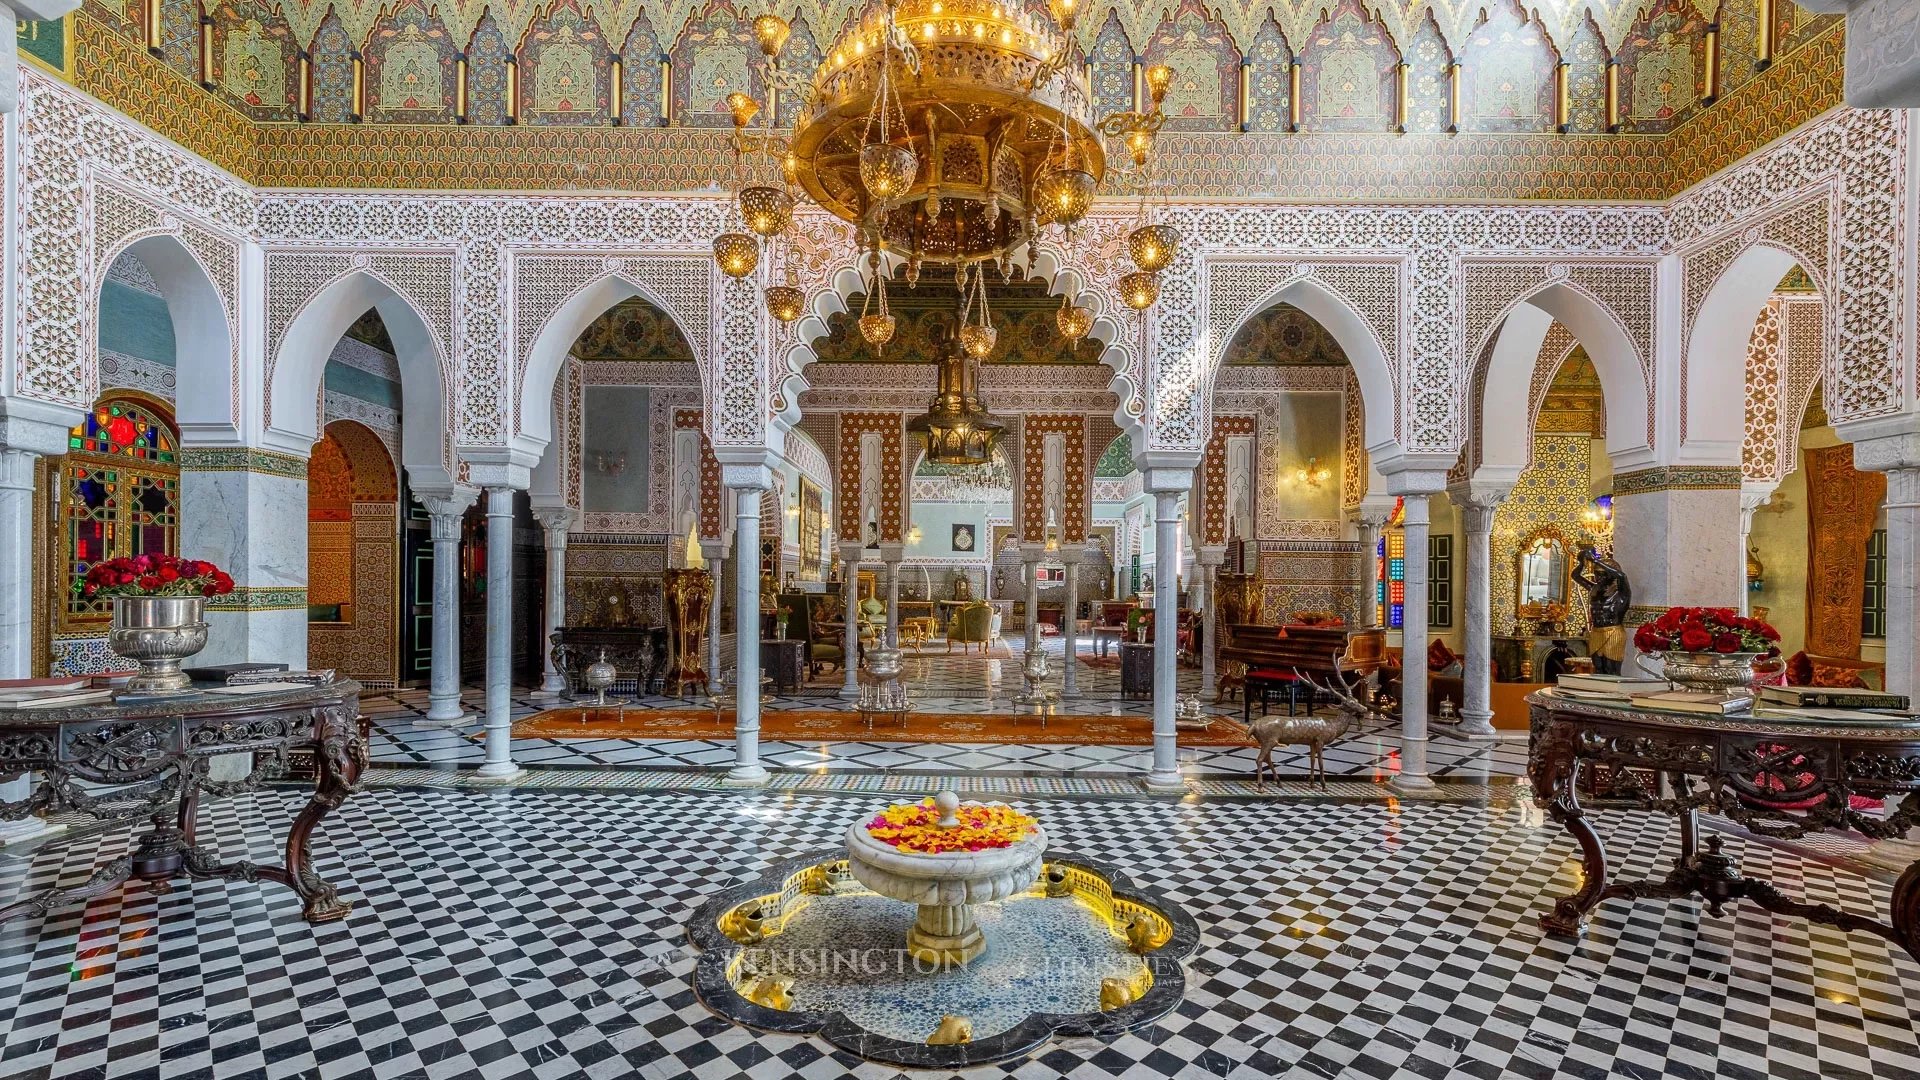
[1516,534,1569,609]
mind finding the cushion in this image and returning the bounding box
[1427,639,1458,672]
[1810,662,1871,690]
[1784,651,1814,686]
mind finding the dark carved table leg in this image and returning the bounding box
[0,856,134,923]
[281,704,366,924]
[1541,756,1613,937]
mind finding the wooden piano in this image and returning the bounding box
[1219,623,1388,721]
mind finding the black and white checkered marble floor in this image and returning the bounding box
[1,785,1916,1079]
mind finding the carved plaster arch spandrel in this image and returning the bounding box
[507,251,712,432]
[262,250,457,431]
[90,177,244,428]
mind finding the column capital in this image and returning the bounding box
[1018,541,1048,563]
[1841,417,1920,474]
[1370,449,1456,495]
[837,541,867,565]
[1195,544,1227,567]
[462,459,533,491]
[1140,467,1195,494]
[700,539,729,562]
[877,541,905,564]
[531,505,578,535]
[1351,494,1398,528]
[415,484,480,521]
[1055,543,1085,565]
[721,463,774,492]
[0,396,84,457]
[1445,477,1516,512]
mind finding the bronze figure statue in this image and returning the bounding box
[1571,545,1631,674]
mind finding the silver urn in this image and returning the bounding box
[110,595,209,695]
[1015,647,1057,706]
[1652,650,1763,694]
[582,648,622,707]
[858,646,909,712]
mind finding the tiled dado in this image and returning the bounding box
[206,586,309,612]
[176,447,309,479]
[62,6,1844,202]
[1610,465,1746,495]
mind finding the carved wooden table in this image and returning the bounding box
[1529,689,1920,961]
[0,681,366,926]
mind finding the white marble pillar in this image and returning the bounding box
[1448,483,1507,739]
[727,471,772,786]
[1736,489,1773,618]
[416,487,478,724]
[476,487,521,780]
[701,539,727,695]
[1019,542,1045,651]
[880,542,904,648]
[839,541,863,697]
[0,437,58,843]
[1353,499,1395,628]
[531,506,574,697]
[1147,489,1184,791]
[1060,544,1084,697]
[1197,546,1224,701]
[1397,494,1435,789]
[1882,466,1920,697]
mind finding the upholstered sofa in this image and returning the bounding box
[948,601,994,654]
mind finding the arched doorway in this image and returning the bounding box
[307,419,402,686]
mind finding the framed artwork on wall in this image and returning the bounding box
[799,477,824,580]
[951,523,976,552]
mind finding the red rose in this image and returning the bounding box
[138,574,161,591]
[1713,632,1742,654]
[158,566,178,583]
[1634,626,1661,651]
[81,584,96,597]
[1678,626,1713,652]
[202,583,218,597]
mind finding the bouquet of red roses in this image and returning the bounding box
[1632,606,1780,656]
[77,554,235,599]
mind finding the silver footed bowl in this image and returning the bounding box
[109,595,209,695]
[1651,650,1763,694]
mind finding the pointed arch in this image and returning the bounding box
[96,233,237,444]
[1685,242,1815,464]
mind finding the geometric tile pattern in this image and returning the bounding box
[1,788,1915,1079]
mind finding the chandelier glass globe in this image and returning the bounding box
[1127,224,1179,273]
[958,323,998,359]
[858,143,920,201]
[1056,303,1093,341]
[713,233,759,278]
[765,285,806,322]
[1036,168,1096,224]
[859,312,897,348]
[739,186,794,237]
[1118,270,1160,310]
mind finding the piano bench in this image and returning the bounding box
[1245,669,1311,721]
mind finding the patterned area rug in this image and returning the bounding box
[509,707,1255,747]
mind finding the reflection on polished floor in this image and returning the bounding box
[2,786,1915,1080]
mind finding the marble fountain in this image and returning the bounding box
[686,791,1198,1068]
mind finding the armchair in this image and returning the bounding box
[948,601,993,654]
[857,596,887,646]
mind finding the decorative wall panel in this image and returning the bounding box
[1141,0,1239,131]
[1297,0,1398,133]
[1614,0,1708,134]
[1242,16,1291,133]
[1456,0,1555,134]
[520,0,612,126]
[365,0,456,123]
[1401,13,1450,135]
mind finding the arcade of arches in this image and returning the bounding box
[2,2,1920,1077]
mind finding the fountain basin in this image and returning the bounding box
[845,814,1047,966]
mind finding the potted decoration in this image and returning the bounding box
[1126,607,1153,643]
[1631,606,1780,693]
[774,603,792,641]
[78,554,235,694]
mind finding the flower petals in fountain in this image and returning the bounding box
[685,799,1199,1069]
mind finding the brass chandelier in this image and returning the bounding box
[715,0,1182,462]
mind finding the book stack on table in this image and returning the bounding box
[1750,685,1914,722]
[1552,674,1917,721]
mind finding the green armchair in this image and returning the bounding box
[857,596,886,645]
[947,601,993,654]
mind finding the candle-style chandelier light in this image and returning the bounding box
[712,0,1181,346]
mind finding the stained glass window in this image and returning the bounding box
[58,399,180,628]
[1376,531,1406,629]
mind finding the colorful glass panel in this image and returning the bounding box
[58,400,181,627]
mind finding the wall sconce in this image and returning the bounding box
[591,451,627,476]
[906,524,922,544]
[1580,494,1614,556]
[786,493,800,520]
[1044,529,1060,553]
[1290,457,1332,488]
[1747,546,1765,591]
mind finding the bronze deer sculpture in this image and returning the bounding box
[1249,667,1381,789]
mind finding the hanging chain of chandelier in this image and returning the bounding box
[710,0,1181,464]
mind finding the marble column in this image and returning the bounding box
[476,487,521,780]
[1147,489,1184,791]
[1736,489,1773,618]
[727,470,772,786]
[1449,483,1508,739]
[1881,466,1920,698]
[416,487,478,724]
[0,427,63,844]
[1059,544,1084,697]
[1396,494,1435,789]
[701,539,728,696]
[839,541,863,697]
[531,506,575,697]
[1197,546,1225,701]
[178,450,310,669]
[1353,498,1395,628]
[1019,542,1045,651]
[880,542,904,648]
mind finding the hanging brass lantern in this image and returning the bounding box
[739,185,794,237]
[726,92,761,129]
[1036,168,1096,224]
[958,323,997,358]
[859,313,897,347]
[1144,64,1175,108]
[1118,270,1159,310]
[1128,224,1179,273]
[714,233,759,278]
[858,142,920,201]
[765,285,806,322]
[1057,301,1093,341]
[908,328,1005,467]
[751,13,792,57]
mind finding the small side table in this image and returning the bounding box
[761,639,806,694]
[1119,642,1154,699]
